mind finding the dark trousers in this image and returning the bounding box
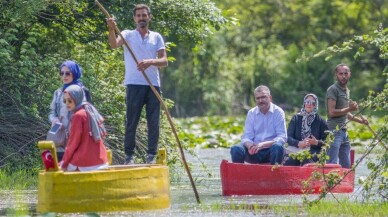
[56,151,64,162]
[230,142,284,165]
[124,85,160,157]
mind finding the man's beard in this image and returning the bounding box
[338,79,348,86]
[138,20,147,28]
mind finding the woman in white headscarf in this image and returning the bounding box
[284,93,329,166]
[60,85,108,172]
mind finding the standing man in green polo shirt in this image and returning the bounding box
[326,63,368,168]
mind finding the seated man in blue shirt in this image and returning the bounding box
[230,85,287,165]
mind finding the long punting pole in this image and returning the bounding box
[95,0,200,204]
[360,115,388,151]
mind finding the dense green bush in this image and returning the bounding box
[0,0,228,171]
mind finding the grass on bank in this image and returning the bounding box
[306,200,388,216]
[0,168,38,190]
[190,199,388,216]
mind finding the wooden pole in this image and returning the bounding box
[359,115,388,151]
[95,0,200,203]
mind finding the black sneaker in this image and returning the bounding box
[125,156,134,165]
[146,154,156,164]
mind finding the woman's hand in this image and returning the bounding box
[51,118,60,126]
[298,140,309,149]
[59,161,66,171]
[305,135,318,146]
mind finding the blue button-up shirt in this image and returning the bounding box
[241,103,287,145]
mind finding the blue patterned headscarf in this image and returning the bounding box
[60,60,84,91]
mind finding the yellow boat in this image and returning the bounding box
[37,141,170,213]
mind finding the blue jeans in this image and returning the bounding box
[326,129,351,168]
[124,85,160,157]
[230,142,284,165]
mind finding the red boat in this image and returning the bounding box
[220,151,355,196]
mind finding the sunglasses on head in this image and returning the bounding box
[60,72,72,77]
[63,98,74,104]
[304,99,316,106]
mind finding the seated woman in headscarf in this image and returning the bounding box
[284,93,329,166]
[60,85,108,172]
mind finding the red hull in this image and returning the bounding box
[220,161,355,196]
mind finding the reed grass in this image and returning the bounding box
[307,200,388,216]
[193,199,388,216]
[0,168,38,190]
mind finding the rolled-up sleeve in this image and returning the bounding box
[273,109,287,144]
[48,90,59,123]
[241,111,255,145]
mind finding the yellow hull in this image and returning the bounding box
[37,141,170,213]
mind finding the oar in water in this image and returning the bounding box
[94,0,200,204]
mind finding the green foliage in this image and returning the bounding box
[307,200,388,216]
[0,143,42,173]
[288,149,314,163]
[300,19,388,203]
[182,198,388,216]
[163,0,387,116]
[177,116,245,148]
[308,24,388,61]
[0,168,38,190]
[352,53,388,203]
[1,0,387,204]
[0,0,228,172]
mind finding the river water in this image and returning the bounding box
[0,148,370,216]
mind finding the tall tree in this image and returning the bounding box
[162,0,387,116]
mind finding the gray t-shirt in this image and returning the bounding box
[326,82,350,130]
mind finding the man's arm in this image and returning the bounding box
[347,113,368,125]
[106,18,123,49]
[257,140,275,149]
[327,98,357,118]
[273,109,287,144]
[155,49,168,67]
[137,49,168,71]
[241,111,255,148]
[248,140,275,155]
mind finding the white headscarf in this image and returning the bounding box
[65,85,106,142]
[299,93,318,140]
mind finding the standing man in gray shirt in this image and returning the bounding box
[326,63,368,168]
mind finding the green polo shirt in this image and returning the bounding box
[326,81,350,130]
